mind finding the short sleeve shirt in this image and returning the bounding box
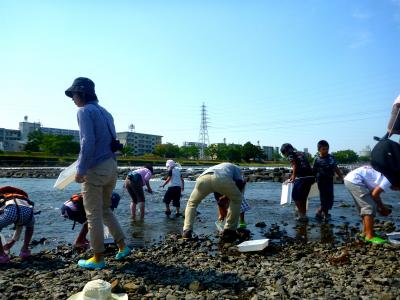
[287,151,313,177]
[344,166,391,192]
[128,168,152,186]
[313,154,337,180]
[168,168,182,187]
[200,163,243,181]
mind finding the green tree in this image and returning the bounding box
[154,143,180,158]
[205,144,218,160]
[331,150,359,164]
[241,142,264,162]
[272,151,282,161]
[180,145,200,159]
[121,145,133,157]
[225,144,242,162]
[24,130,43,152]
[40,134,80,155]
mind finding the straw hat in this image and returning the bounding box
[67,279,128,300]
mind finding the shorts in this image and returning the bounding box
[344,180,376,216]
[0,205,35,231]
[125,173,145,204]
[292,177,314,203]
[317,179,334,210]
[163,186,181,208]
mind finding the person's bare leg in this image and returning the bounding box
[139,202,145,219]
[240,212,245,223]
[363,215,375,239]
[75,223,89,246]
[116,239,127,252]
[21,226,34,252]
[295,200,307,215]
[130,202,136,218]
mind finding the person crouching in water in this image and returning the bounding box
[61,192,121,249]
[214,181,251,230]
[0,186,35,263]
[344,166,398,244]
[281,143,315,222]
[183,162,245,242]
[160,160,184,217]
[125,164,154,219]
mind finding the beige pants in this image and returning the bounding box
[82,158,125,253]
[183,174,242,231]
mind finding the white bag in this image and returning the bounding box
[280,182,293,206]
[53,161,78,190]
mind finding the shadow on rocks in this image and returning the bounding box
[118,260,248,293]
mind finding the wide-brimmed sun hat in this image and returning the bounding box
[65,77,97,99]
[67,279,128,300]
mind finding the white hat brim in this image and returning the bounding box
[67,292,128,300]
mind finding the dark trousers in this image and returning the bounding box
[317,178,334,211]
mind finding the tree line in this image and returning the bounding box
[23,131,366,164]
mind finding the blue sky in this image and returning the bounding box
[1,0,400,153]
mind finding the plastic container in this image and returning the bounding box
[237,239,269,252]
[387,232,400,245]
[280,182,293,206]
[54,161,78,190]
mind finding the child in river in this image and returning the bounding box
[61,192,121,249]
[281,143,315,222]
[160,160,184,217]
[0,186,35,263]
[344,166,399,244]
[214,191,250,230]
[312,140,343,221]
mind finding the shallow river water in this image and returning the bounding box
[1,177,399,254]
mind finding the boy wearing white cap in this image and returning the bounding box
[160,160,184,217]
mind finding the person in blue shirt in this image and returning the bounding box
[65,77,130,269]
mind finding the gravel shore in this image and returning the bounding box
[1,220,399,300]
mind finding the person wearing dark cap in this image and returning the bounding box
[124,164,154,219]
[280,143,315,222]
[65,77,131,269]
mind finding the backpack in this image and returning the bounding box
[61,193,87,228]
[60,192,121,229]
[371,138,400,186]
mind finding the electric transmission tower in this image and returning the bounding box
[198,103,210,159]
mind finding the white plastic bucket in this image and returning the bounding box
[54,161,78,190]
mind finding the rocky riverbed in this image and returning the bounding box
[0,166,349,183]
[1,220,398,300]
